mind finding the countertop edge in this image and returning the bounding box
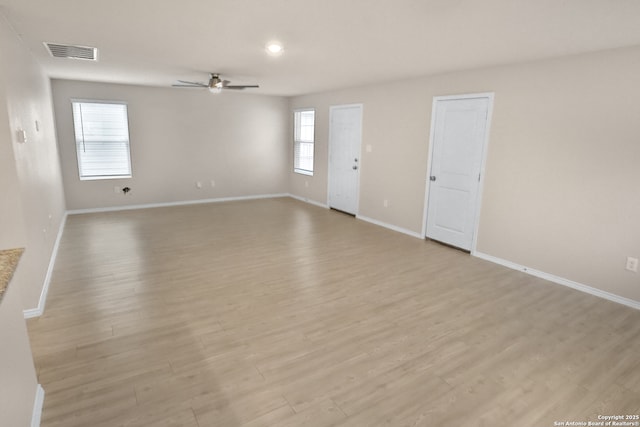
[0,248,25,303]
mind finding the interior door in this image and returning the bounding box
[328,104,362,215]
[425,95,492,251]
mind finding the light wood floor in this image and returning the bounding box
[28,198,640,427]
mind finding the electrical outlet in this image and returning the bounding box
[210,180,215,188]
[196,181,202,189]
[626,257,638,273]
[113,186,120,194]
[383,199,389,208]
[305,181,309,188]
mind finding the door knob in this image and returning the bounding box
[353,165,358,170]
[430,176,436,181]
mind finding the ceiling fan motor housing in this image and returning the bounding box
[209,74,223,89]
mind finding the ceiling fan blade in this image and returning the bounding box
[172,84,206,88]
[176,80,207,87]
[223,85,260,90]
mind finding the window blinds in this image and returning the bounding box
[72,101,132,180]
[294,109,315,174]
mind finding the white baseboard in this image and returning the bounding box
[287,194,329,209]
[356,214,423,239]
[66,193,290,215]
[24,213,68,319]
[474,251,640,310]
[22,307,41,319]
[31,384,45,427]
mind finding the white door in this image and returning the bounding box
[328,104,362,215]
[425,95,493,251]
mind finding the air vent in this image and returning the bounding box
[44,43,97,61]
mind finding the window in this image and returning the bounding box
[72,101,132,180]
[294,109,315,175]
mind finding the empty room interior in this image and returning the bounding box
[1,1,640,426]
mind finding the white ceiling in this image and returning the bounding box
[2,0,640,96]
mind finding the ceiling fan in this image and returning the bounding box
[172,73,259,93]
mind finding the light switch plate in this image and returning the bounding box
[16,129,27,143]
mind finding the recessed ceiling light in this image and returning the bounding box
[265,42,284,56]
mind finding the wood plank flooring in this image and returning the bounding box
[27,197,640,426]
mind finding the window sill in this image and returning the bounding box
[294,169,314,176]
[80,175,132,181]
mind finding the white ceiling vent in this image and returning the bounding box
[44,43,97,61]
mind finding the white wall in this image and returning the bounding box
[289,45,640,303]
[52,80,289,210]
[0,12,66,427]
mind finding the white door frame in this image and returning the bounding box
[327,103,363,214]
[421,93,494,253]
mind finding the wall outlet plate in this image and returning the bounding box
[626,257,638,273]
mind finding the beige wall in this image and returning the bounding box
[0,83,27,248]
[52,80,289,210]
[1,13,66,311]
[0,12,66,426]
[289,45,640,302]
[3,39,67,309]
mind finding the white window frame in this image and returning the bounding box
[293,108,315,176]
[71,99,132,181]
